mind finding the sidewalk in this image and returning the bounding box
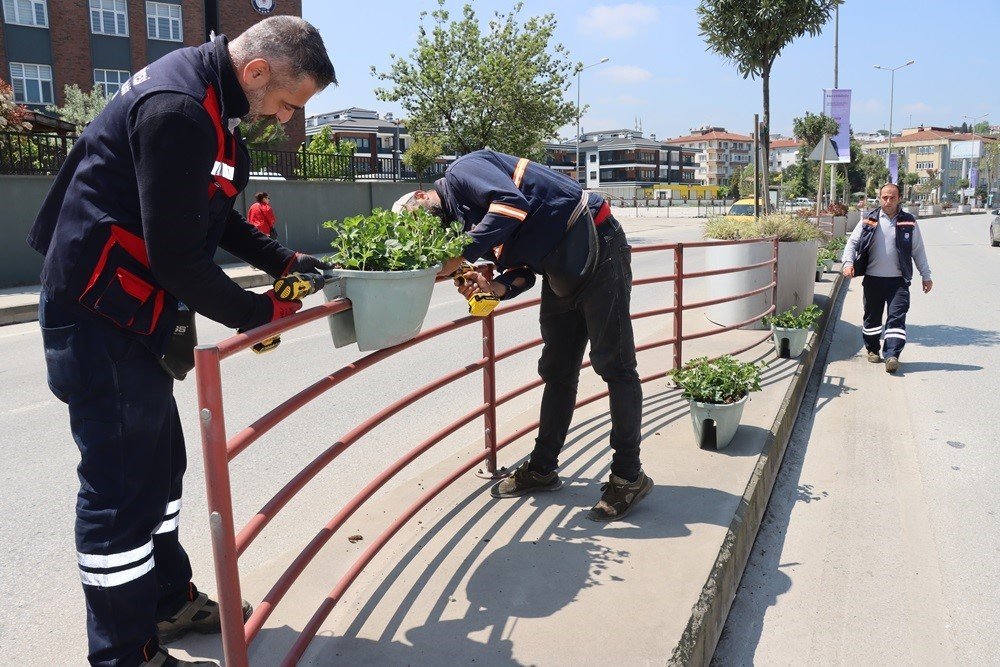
[169,273,845,666]
[0,263,272,326]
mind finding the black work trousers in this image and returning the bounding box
[40,293,192,667]
[529,216,643,482]
[862,275,910,359]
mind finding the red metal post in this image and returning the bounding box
[194,345,248,667]
[673,243,684,370]
[772,237,780,313]
[482,313,499,474]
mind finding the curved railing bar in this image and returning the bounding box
[681,258,776,281]
[683,282,775,311]
[684,303,776,343]
[217,299,352,360]
[244,401,489,643]
[235,358,489,555]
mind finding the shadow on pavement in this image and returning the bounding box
[895,361,983,375]
[905,324,1000,348]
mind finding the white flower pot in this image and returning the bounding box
[323,265,440,351]
[771,325,809,358]
[689,395,748,450]
[815,266,823,282]
[824,259,834,272]
[705,241,773,330]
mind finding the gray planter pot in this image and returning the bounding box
[824,259,834,272]
[705,241,773,330]
[815,266,823,282]
[771,325,809,358]
[777,240,818,315]
[833,216,848,237]
[689,395,748,450]
[846,210,861,232]
[323,264,440,351]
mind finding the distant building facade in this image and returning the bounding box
[664,126,752,186]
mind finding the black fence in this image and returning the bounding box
[0,131,446,182]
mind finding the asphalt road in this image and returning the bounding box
[0,215,706,664]
[715,213,1000,665]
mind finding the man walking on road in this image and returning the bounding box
[395,150,652,522]
[27,17,334,667]
[841,183,933,373]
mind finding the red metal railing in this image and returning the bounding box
[194,237,778,666]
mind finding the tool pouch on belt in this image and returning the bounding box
[157,303,197,381]
[540,192,598,299]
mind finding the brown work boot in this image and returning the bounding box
[490,461,562,498]
[157,587,252,644]
[140,647,218,666]
[867,351,882,363]
[885,357,900,373]
[588,470,653,522]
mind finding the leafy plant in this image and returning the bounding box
[705,213,824,242]
[825,202,848,216]
[764,304,822,330]
[817,246,838,263]
[46,84,107,132]
[825,235,847,255]
[324,207,470,272]
[671,355,765,405]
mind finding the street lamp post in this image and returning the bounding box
[874,60,915,184]
[963,112,988,207]
[575,57,609,187]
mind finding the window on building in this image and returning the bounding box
[590,171,597,180]
[916,161,935,170]
[93,68,130,97]
[146,2,181,41]
[3,0,48,27]
[9,62,53,104]
[90,0,127,36]
[589,154,596,163]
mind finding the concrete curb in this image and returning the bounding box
[0,271,272,327]
[669,271,847,666]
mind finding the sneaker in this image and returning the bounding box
[588,471,654,522]
[490,461,562,498]
[140,647,218,666]
[867,351,882,363]
[157,586,253,644]
[885,357,900,373]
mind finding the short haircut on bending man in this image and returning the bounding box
[230,16,337,90]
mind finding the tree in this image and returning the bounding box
[402,133,444,186]
[299,127,358,180]
[46,84,107,132]
[855,152,889,197]
[372,1,577,160]
[790,111,839,197]
[240,117,288,150]
[973,121,990,135]
[960,121,969,133]
[697,0,841,212]
[902,171,919,201]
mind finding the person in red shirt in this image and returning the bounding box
[248,191,277,239]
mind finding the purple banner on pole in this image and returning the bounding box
[887,153,898,184]
[970,167,979,190]
[823,89,852,163]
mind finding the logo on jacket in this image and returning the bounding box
[251,0,275,14]
[905,233,910,240]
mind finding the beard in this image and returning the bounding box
[243,86,270,122]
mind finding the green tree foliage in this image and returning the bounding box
[402,133,445,186]
[787,112,839,197]
[299,127,358,180]
[902,172,919,200]
[371,1,577,160]
[240,117,288,150]
[973,121,990,135]
[697,0,841,211]
[46,84,108,132]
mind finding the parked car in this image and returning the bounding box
[783,197,813,211]
[990,209,1000,247]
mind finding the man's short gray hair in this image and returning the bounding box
[231,16,336,90]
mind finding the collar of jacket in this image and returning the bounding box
[207,35,250,123]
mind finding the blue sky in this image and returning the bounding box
[302,0,999,139]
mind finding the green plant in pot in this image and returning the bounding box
[817,246,837,272]
[671,355,765,450]
[321,207,470,351]
[764,304,822,358]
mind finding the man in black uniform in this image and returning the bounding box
[27,17,335,667]
[397,150,652,522]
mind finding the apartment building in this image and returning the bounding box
[544,128,698,192]
[664,126,752,186]
[0,0,305,148]
[769,138,801,173]
[860,126,997,201]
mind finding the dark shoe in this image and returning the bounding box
[140,648,218,666]
[867,351,882,363]
[885,357,900,373]
[157,589,253,644]
[588,470,653,522]
[490,461,562,498]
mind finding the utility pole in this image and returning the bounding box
[754,114,760,220]
[575,57,609,188]
[830,4,839,205]
[875,60,915,184]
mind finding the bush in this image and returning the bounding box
[704,213,824,242]
[764,304,822,330]
[817,246,838,263]
[324,208,470,271]
[670,355,765,405]
[825,235,847,255]
[825,202,848,216]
